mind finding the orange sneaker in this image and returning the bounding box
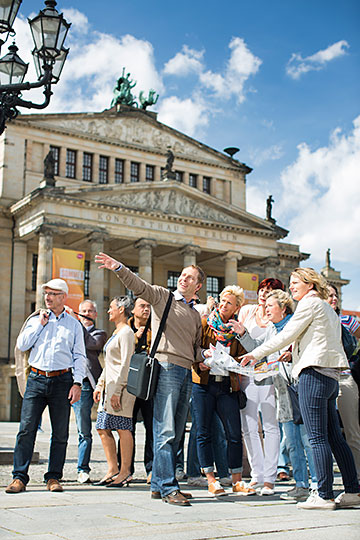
[208,480,227,497]
[232,481,256,496]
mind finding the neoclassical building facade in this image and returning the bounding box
[0,104,308,420]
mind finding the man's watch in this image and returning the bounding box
[73,382,82,388]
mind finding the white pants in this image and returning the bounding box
[240,379,280,484]
[337,374,360,481]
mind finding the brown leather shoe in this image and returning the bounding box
[47,479,63,492]
[162,490,191,506]
[5,479,26,494]
[152,490,193,500]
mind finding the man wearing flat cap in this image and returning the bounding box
[5,279,87,494]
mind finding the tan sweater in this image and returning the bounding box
[115,266,203,370]
[95,325,135,418]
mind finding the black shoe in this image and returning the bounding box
[162,490,191,506]
[93,474,118,486]
[106,474,132,488]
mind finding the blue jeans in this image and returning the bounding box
[72,379,94,473]
[282,421,317,487]
[187,399,229,478]
[191,377,243,474]
[13,370,73,485]
[277,422,290,475]
[151,363,192,497]
[298,368,359,499]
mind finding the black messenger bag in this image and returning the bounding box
[127,291,173,400]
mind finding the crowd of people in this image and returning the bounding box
[5,255,360,511]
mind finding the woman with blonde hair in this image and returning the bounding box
[240,268,360,510]
[93,296,135,488]
[192,285,255,497]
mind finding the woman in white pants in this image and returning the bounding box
[237,278,284,495]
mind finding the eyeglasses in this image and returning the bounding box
[43,292,64,297]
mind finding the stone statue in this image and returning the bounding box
[139,89,159,110]
[111,68,137,108]
[162,148,176,180]
[326,248,331,268]
[266,195,275,222]
[44,151,55,179]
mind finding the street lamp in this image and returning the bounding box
[0,0,71,134]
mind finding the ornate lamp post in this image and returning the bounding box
[0,0,71,134]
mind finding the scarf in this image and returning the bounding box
[273,313,293,333]
[207,307,238,345]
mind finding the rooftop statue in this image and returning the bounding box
[111,68,159,110]
[266,194,276,223]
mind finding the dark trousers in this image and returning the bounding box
[13,370,73,485]
[298,367,359,499]
[191,378,243,473]
[118,397,154,474]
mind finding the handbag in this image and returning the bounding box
[283,368,303,425]
[127,291,173,400]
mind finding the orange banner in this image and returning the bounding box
[52,248,85,312]
[237,272,259,304]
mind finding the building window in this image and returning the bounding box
[167,271,180,292]
[66,149,76,179]
[31,254,38,291]
[84,260,90,297]
[203,176,211,194]
[130,162,140,182]
[99,155,109,184]
[50,146,60,175]
[145,164,154,181]
[206,276,223,301]
[175,170,183,182]
[189,174,197,188]
[115,158,124,183]
[82,152,93,182]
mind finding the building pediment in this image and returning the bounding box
[14,109,250,170]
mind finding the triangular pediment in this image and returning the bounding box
[61,181,281,233]
[15,109,249,169]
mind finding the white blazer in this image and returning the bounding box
[250,292,348,379]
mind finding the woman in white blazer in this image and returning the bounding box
[240,268,360,510]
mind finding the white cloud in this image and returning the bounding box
[246,184,269,218]
[248,144,284,166]
[163,45,204,76]
[157,96,209,137]
[62,8,89,35]
[286,40,349,79]
[277,115,360,264]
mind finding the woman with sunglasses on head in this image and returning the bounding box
[236,278,285,495]
[326,284,360,483]
[93,296,135,488]
[240,268,360,510]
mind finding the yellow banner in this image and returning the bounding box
[52,248,85,312]
[237,272,259,304]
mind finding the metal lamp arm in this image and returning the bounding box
[0,64,52,93]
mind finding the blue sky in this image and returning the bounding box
[8,0,360,309]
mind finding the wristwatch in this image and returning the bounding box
[74,382,82,388]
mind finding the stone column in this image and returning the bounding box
[221,251,242,286]
[180,244,201,268]
[35,227,53,309]
[123,159,131,183]
[10,241,28,350]
[139,162,146,183]
[154,165,161,182]
[89,233,106,328]
[135,239,157,283]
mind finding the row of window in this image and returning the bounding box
[50,146,211,193]
[32,256,222,299]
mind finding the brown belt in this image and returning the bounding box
[31,367,71,377]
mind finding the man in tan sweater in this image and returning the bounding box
[95,252,204,506]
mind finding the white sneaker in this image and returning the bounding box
[219,476,232,487]
[257,485,275,496]
[297,489,335,510]
[187,476,208,487]
[335,491,360,508]
[77,471,90,484]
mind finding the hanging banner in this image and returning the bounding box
[237,272,258,303]
[52,248,85,312]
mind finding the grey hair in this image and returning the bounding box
[79,299,97,311]
[112,296,134,318]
